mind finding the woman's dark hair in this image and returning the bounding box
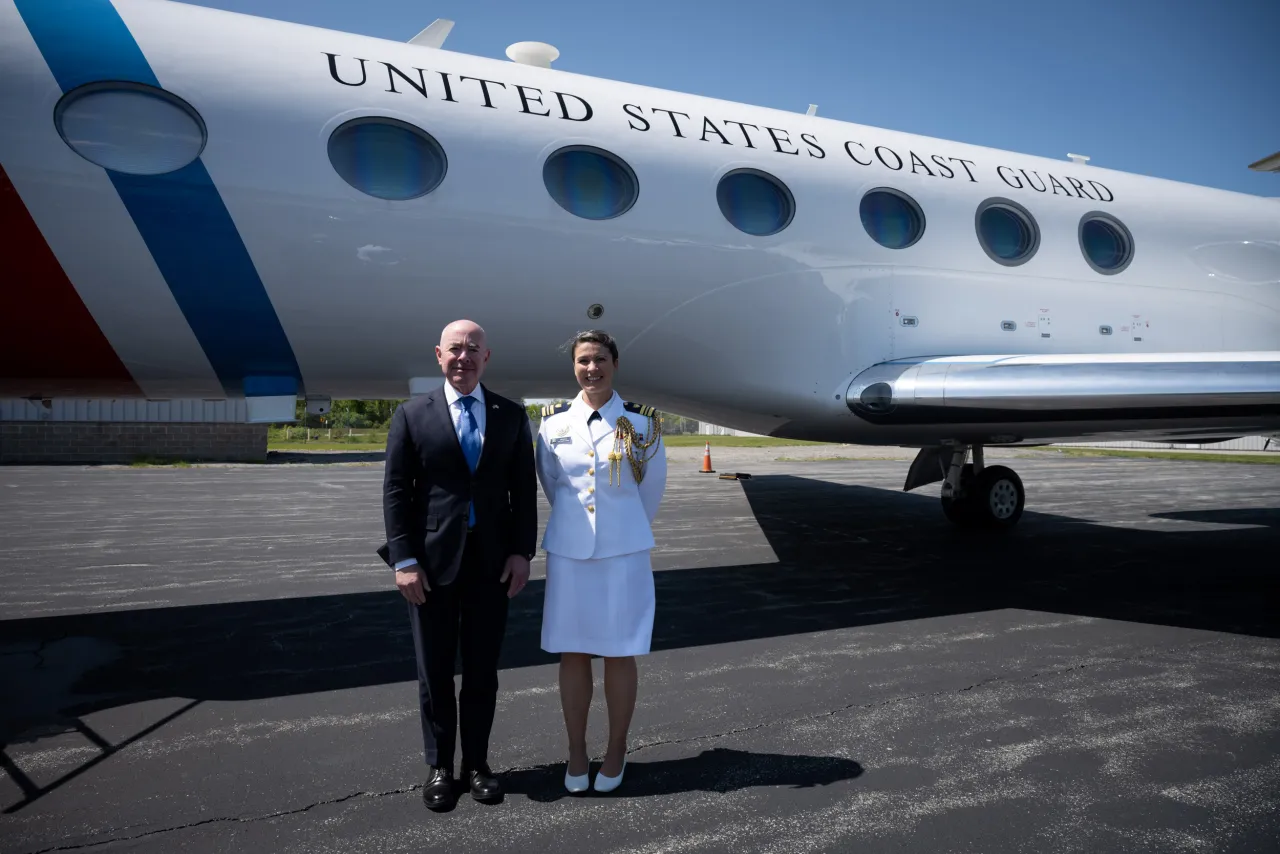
[569,329,618,362]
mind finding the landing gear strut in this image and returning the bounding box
[939,444,1025,528]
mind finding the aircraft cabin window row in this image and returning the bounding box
[48,84,1135,276]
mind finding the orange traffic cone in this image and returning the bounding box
[700,441,715,473]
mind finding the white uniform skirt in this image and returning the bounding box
[541,550,655,657]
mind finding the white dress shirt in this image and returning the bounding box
[395,381,487,571]
[443,380,486,449]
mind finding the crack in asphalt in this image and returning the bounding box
[19,785,421,854]
[1,637,62,670]
[14,636,1232,853]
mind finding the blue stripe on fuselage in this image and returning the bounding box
[15,0,302,398]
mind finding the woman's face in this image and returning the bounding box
[573,341,616,396]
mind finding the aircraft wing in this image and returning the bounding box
[845,352,1280,427]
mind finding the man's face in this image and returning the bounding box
[436,322,489,394]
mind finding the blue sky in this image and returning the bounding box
[187,0,1278,197]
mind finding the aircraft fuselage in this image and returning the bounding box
[2,0,1278,445]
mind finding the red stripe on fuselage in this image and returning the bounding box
[0,163,141,397]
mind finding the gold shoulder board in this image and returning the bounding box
[622,401,657,418]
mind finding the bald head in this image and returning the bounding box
[439,319,486,348]
[436,319,490,394]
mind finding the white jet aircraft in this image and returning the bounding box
[1,0,1277,528]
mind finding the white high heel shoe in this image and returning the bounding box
[565,764,590,793]
[592,758,626,793]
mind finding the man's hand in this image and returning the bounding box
[500,555,530,598]
[396,567,429,605]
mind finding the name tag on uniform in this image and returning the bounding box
[551,436,572,446]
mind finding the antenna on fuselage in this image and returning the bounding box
[1067,153,1091,165]
[806,104,818,116]
[409,18,454,48]
[505,41,559,67]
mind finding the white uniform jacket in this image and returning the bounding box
[535,392,667,560]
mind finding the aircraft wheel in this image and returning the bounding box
[972,465,1025,528]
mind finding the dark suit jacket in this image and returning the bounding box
[377,382,537,587]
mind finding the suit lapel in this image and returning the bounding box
[474,383,499,473]
[426,382,506,472]
[425,384,467,468]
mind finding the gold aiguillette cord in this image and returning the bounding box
[609,414,663,485]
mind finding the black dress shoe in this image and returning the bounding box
[422,766,455,811]
[462,763,502,802]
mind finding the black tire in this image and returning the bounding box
[972,465,1025,528]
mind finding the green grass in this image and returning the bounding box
[268,444,384,452]
[128,457,193,467]
[268,427,386,444]
[1034,447,1280,465]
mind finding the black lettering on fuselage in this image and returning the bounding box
[325,53,368,87]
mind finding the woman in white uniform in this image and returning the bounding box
[535,330,666,794]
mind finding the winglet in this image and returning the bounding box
[806,104,818,116]
[1249,150,1280,172]
[409,19,454,49]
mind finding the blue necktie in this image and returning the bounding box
[458,396,481,527]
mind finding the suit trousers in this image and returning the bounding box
[407,534,509,770]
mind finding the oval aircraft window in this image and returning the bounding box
[716,169,795,236]
[859,189,924,249]
[54,82,206,175]
[328,117,447,201]
[1189,240,1280,284]
[976,199,1039,265]
[543,146,638,220]
[1080,213,1134,274]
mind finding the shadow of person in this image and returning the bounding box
[500,747,863,802]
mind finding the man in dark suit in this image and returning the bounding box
[378,319,537,811]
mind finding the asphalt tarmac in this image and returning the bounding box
[1,449,1278,853]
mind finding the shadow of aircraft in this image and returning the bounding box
[1148,508,1280,528]
[2,475,1277,810]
